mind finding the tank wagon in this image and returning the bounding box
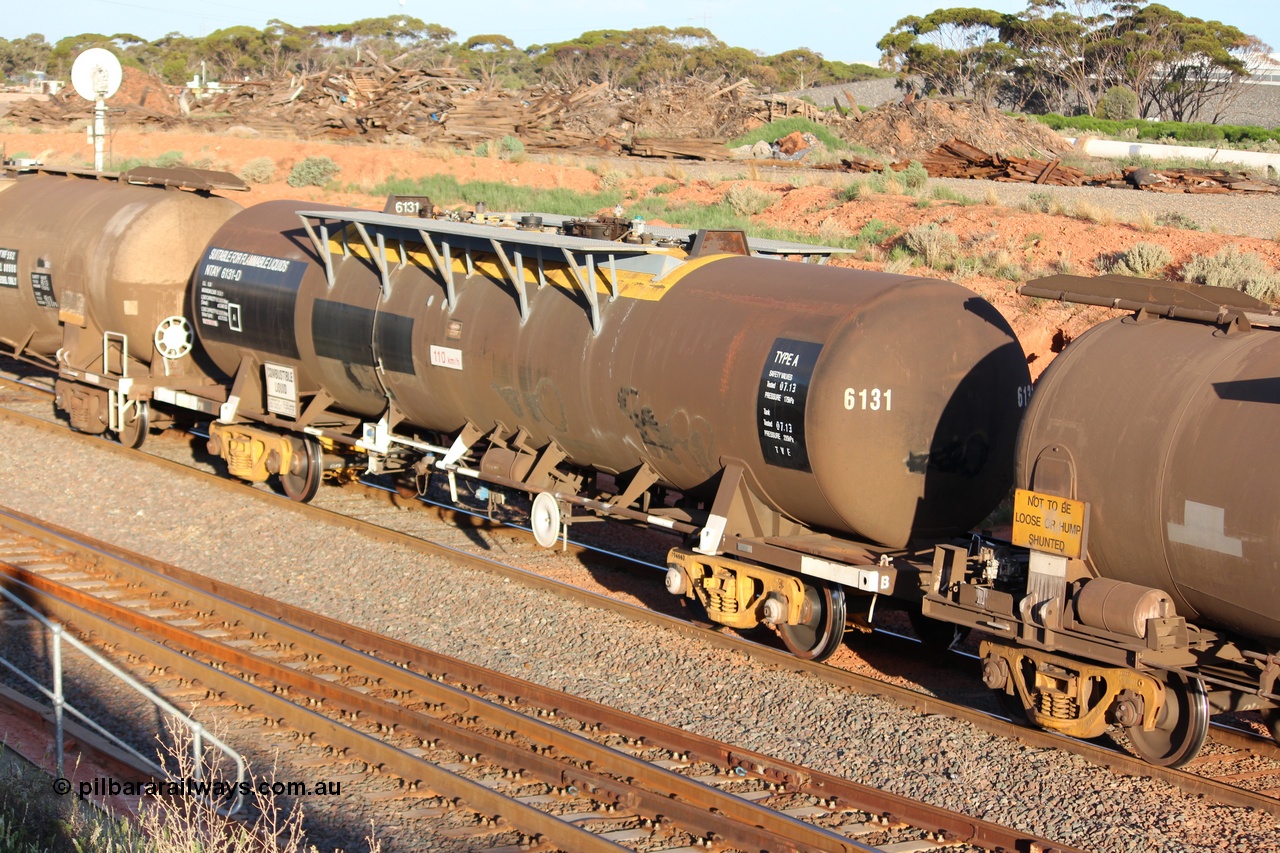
[8,163,1278,768]
[189,200,1030,661]
[0,166,245,444]
[922,274,1280,766]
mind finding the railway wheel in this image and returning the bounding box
[1125,673,1209,768]
[778,580,846,662]
[117,400,149,449]
[280,437,323,503]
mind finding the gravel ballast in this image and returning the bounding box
[1,422,1278,852]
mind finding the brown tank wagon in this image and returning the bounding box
[921,274,1280,767]
[0,166,245,443]
[17,167,1280,769]
[186,202,1030,658]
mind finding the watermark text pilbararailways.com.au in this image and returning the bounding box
[53,777,345,798]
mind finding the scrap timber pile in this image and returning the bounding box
[831,134,1280,195]
[0,58,840,160]
[185,61,475,139]
[914,138,1280,193]
[920,138,1085,185]
[1092,165,1280,194]
[618,77,807,160]
[4,66,181,126]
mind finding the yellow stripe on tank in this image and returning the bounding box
[329,233,736,302]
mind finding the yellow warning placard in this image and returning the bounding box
[1011,488,1089,559]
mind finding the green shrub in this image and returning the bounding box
[931,185,977,204]
[1155,211,1202,231]
[1182,247,1280,302]
[724,183,779,216]
[1022,191,1054,213]
[902,223,959,269]
[238,156,276,184]
[1032,113,1280,147]
[499,134,524,156]
[154,149,186,167]
[286,156,340,187]
[839,182,864,202]
[897,160,929,192]
[599,170,628,190]
[1096,86,1138,121]
[727,117,850,152]
[869,166,904,195]
[1104,242,1172,277]
[857,219,900,245]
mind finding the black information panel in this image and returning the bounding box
[0,248,17,289]
[757,337,823,471]
[31,272,57,309]
[196,247,304,360]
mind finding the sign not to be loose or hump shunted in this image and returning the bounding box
[1011,488,1089,559]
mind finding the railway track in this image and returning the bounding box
[2,367,1280,824]
[0,504,1083,853]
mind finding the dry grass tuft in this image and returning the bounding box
[724,183,779,216]
[1071,199,1116,226]
[663,164,689,184]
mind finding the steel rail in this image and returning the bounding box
[2,394,1279,819]
[0,577,624,851]
[0,504,1083,853]
[0,561,874,853]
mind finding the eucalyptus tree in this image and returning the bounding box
[877,8,1015,100]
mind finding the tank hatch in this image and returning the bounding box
[121,166,249,192]
[1020,273,1277,327]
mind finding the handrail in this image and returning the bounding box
[0,579,248,813]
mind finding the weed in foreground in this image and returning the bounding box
[839,182,864,203]
[1102,242,1173,278]
[902,223,960,269]
[598,170,628,191]
[1070,199,1116,226]
[1182,246,1280,302]
[238,156,276,185]
[287,157,340,188]
[1155,211,1202,231]
[724,183,779,216]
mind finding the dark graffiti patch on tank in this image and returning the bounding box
[618,387,675,452]
[196,247,303,360]
[0,248,17,289]
[757,338,822,472]
[616,388,716,471]
[909,434,990,478]
[30,272,57,309]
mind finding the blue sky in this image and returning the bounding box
[6,0,1278,67]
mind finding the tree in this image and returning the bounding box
[1114,4,1263,121]
[877,8,1015,101]
[47,33,122,77]
[0,34,52,81]
[1000,0,1125,115]
[459,34,527,89]
[770,48,823,90]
